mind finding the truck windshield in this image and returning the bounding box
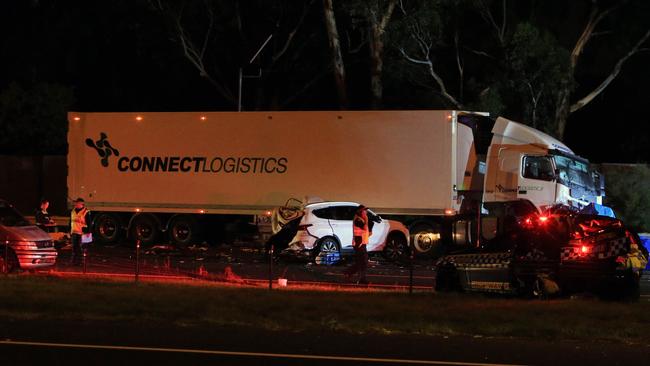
[553,155,594,191]
[0,206,30,227]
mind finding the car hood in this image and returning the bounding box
[0,224,51,242]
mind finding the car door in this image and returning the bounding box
[366,210,387,252]
[327,205,357,251]
[464,236,514,292]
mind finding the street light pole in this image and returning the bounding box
[237,34,273,112]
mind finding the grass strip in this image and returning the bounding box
[1,276,648,344]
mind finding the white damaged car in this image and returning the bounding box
[281,201,409,263]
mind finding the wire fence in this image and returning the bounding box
[7,236,436,292]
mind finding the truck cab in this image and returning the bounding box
[483,117,604,212]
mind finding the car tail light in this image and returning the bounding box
[538,216,549,224]
[297,224,313,231]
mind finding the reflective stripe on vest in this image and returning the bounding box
[71,208,89,235]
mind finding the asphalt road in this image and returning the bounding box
[2,320,649,366]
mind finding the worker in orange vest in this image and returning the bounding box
[345,205,370,284]
[70,198,91,266]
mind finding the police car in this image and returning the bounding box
[434,205,648,299]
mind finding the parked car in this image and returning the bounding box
[0,199,58,272]
[281,201,410,263]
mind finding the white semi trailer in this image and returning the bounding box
[67,110,604,254]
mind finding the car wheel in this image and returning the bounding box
[315,237,340,265]
[606,272,641,301]
[130,214,158,247]
[169,216,199,248]
[0,248,19,273]
[382,232,408,261]
[435,263,460,292]
[528,274,560,299]
[93,213,122,244]
[410,222,441,256]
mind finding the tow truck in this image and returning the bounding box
[434,201,648,299]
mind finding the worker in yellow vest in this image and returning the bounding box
[70,198,91,266]
[345,205,370,284]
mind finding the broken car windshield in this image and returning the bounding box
[553,155,594,190]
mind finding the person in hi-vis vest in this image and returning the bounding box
[345,205,370,284]
[70,198,91,266]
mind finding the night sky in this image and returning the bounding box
[1,0,648,163]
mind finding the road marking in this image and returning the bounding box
[0,340,526,366]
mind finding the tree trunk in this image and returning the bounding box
[367,0,397,109]
[369,25,384,109]
[554,87,571,140]
[322,0,348,109]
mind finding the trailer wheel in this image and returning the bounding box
[169,216,198,248]
[94,213,122,244]
[130,214,158,246]
[0,248,19,273]
[382,232,408,262]
[410,223,441,256]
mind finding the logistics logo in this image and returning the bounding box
[86,133,120,167]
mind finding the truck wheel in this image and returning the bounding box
[0,248,19,273]
[130,215,158,246]
[94,213,122,244]
[410,223,441,256]
[315,237,340,265]
[382,232,408,262]
[169,216,198,248]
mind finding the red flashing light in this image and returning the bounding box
[73,116,81,121]
[199,209,206,214]
[135,116,143,121]
[265,211,272,216]
[135,208,141,212]
[444,209,454,216]
[580,245,590,254]
[200,116,207,121]
[538,216,549,223]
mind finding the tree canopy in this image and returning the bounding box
[0,0,648,161]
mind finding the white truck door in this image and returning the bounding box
[519,155,557,209]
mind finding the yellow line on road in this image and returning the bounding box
[0,340,526,366]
